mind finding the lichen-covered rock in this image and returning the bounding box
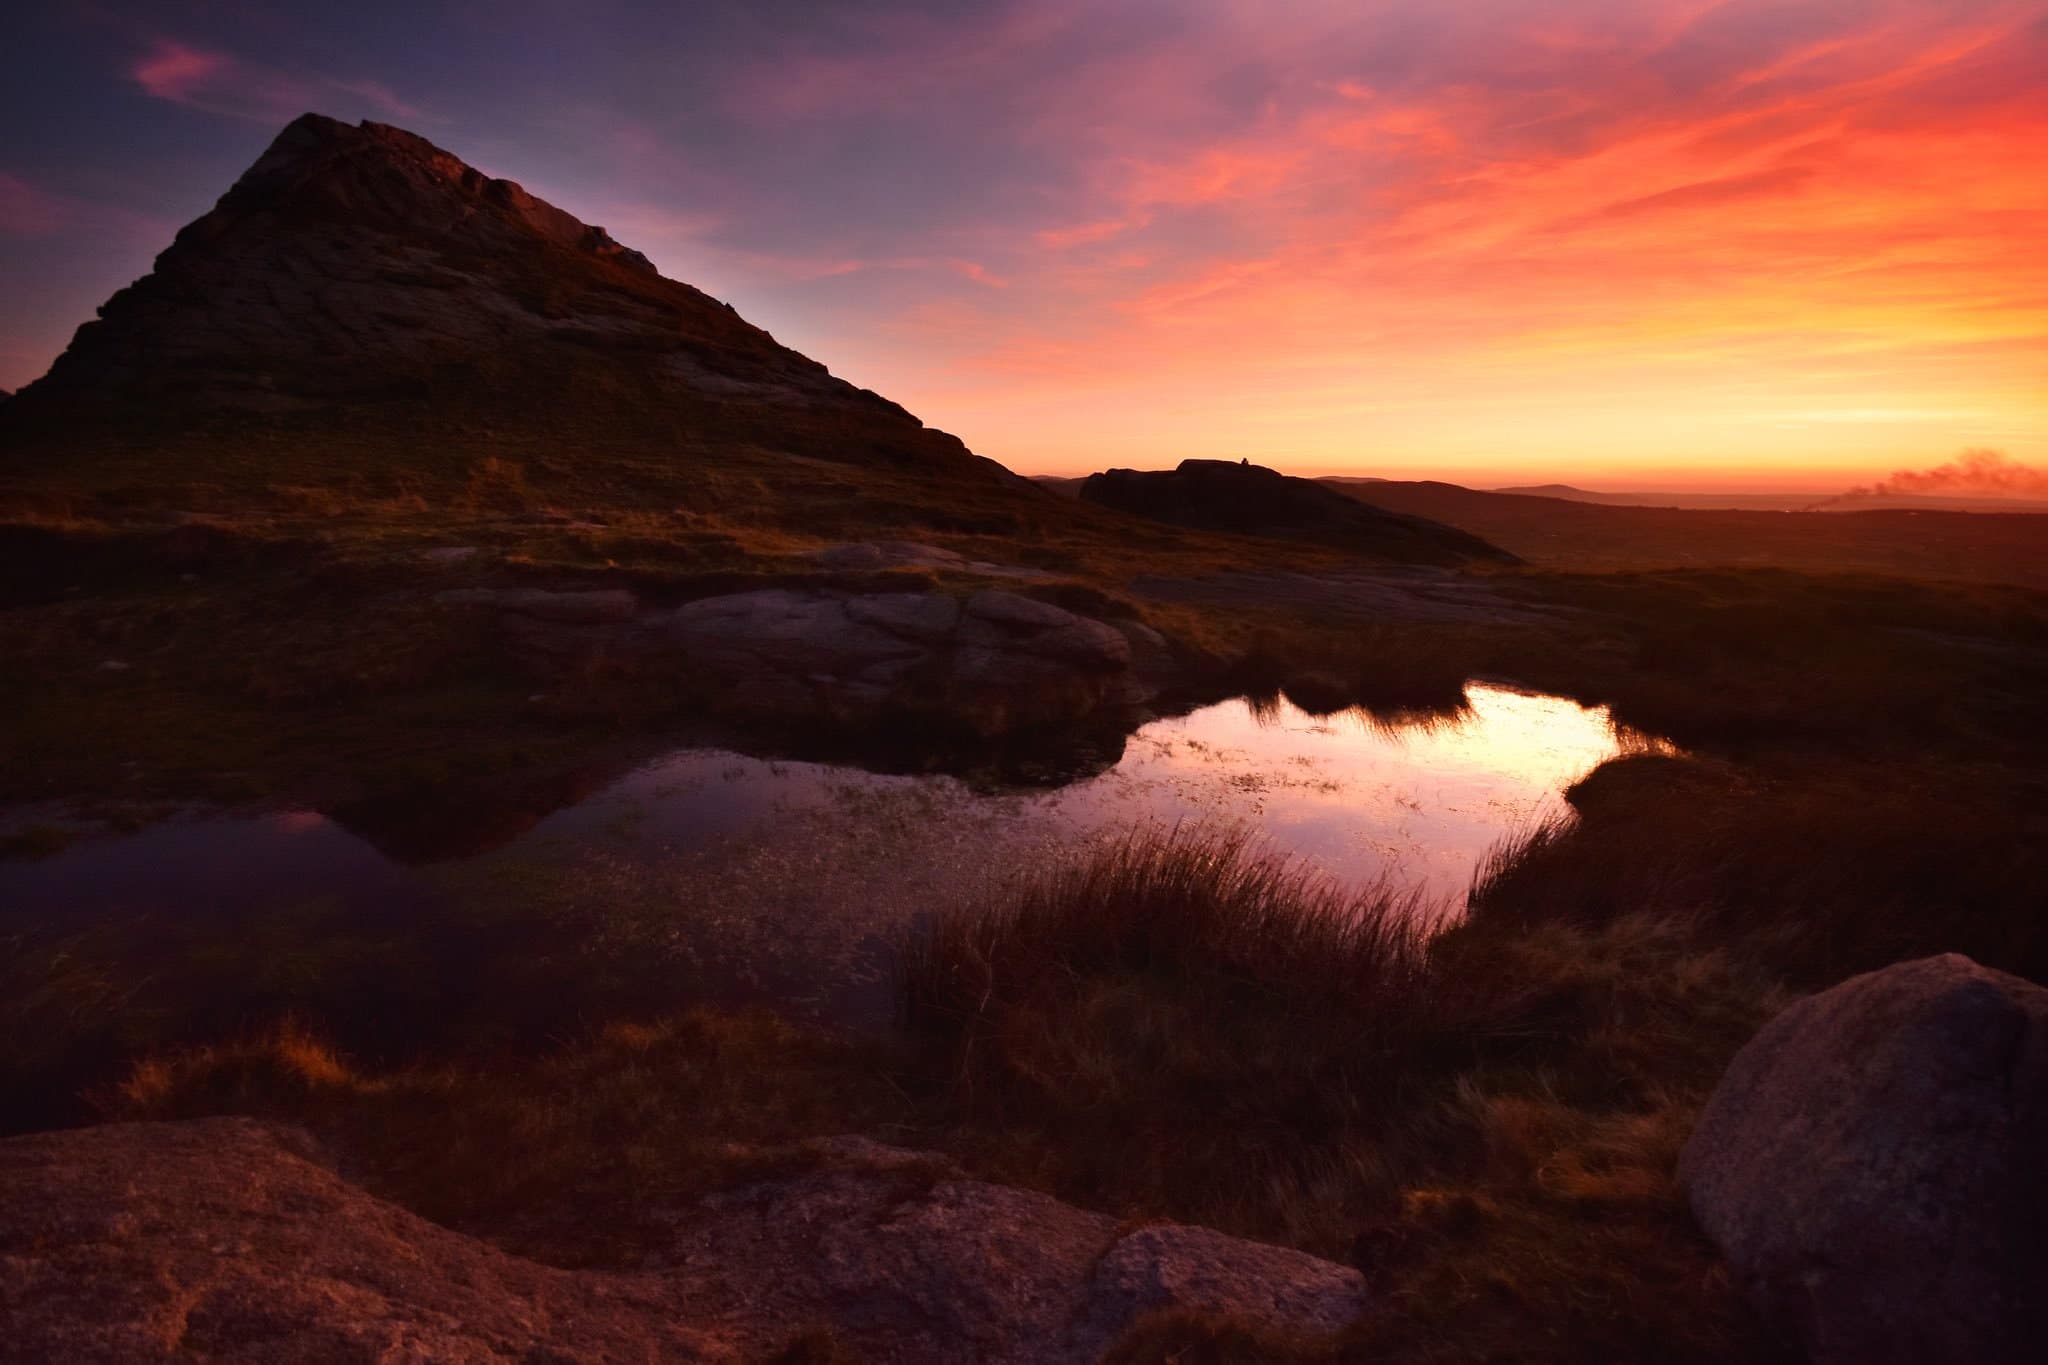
[0,1121,1370,1364]
[1680,954,2048,1365]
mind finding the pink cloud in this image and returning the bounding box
[127,37,422,124]
[131,39,227,102]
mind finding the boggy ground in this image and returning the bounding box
[4,450,2048,1361]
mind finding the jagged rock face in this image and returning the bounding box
[1681,954,2048,1365]
[1081,458,1518,565]
[0,1119,1369,1363]
[8,115,980,476]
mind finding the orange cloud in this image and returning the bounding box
[832,1,2047,486]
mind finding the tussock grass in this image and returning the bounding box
[1470,752,2048,985]
[898,827,1786,1359]
[110,1009,910,1261]
[901,830,1439,1179]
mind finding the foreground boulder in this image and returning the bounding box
[0,1120,1367,1363]
[1680,954,2048,1364]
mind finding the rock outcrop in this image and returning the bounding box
[1680,954,2048,1365]
[0,1119,1369,1363]
[1080,459,1517,566]
[436,584,1168,733]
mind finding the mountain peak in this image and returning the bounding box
[5,114,974,482]
[222,114,659,276]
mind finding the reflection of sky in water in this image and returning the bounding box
[0,685,1660,1022]
[525,683,1645,901]
[1042,684,1644,901]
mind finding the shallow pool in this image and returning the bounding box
[1,684,1664,1025]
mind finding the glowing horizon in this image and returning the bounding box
[3,2,2043,492]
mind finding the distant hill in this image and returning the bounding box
[1080,460,1517,566]
[1480,483,2048,515]
[1488,484,1827,511]
[1327,478,2048,587]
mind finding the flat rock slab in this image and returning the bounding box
[0,1120,1368,1364]
[431,582,1160,730]
[642,587,1153,728]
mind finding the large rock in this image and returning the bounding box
[0,1120,1369,1364]
[1680,954,2048,1364]
[0,1118,728,1362]
[641,587,1159,729]
[426,580,1167,732]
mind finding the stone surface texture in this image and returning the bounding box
[1680,953,2048,1365]
[0,1119,1369,1364]
[434,582,1165,732]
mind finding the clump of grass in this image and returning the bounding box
[111,1018,369,1117]
[901,827,1451,1236]
[460,455,535,512]
[104,1008,911,1261]
[899,826,1782,1358]
[1469,752,2048,985]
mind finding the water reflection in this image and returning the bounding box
[0,685,1666,1031]
[1050,684,1663,903]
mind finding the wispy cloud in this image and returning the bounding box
[127,37,422,124]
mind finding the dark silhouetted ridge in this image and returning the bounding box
[1080,459,1517,566]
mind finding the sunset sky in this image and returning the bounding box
[3,1,2043,489]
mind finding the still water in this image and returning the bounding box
[1,684,1661,1024]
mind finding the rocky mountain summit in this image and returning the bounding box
[3,114,1001,484]
[1081,459,1516,565]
